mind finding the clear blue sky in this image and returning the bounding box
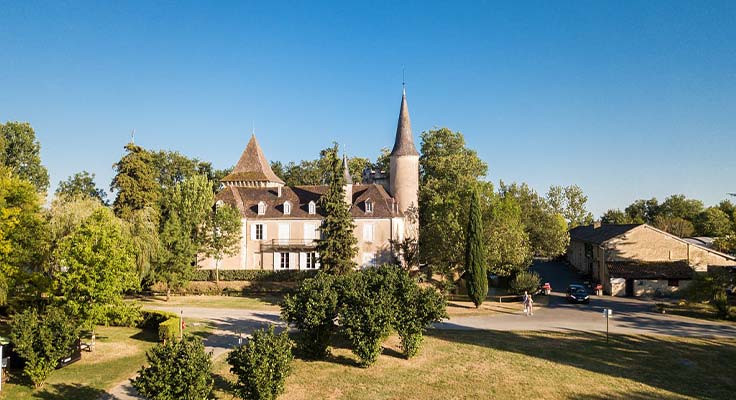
[1,0,734,216]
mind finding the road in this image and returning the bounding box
[103,261,736,399]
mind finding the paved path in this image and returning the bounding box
[104,261,736,398]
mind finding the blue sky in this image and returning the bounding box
[1,0,734,215]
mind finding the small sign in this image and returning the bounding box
[603,308,613,317]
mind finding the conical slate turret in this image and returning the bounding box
[390,87,419,157]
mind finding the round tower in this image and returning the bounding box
[389,87,419,231]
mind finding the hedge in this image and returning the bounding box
[138,310,178,331]
[190,269,318,282]
[158,317,181,342]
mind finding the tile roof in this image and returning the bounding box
[221,134,285,185]
[216,184,400,219]
[607,261,694,280]
[569,224,642,245]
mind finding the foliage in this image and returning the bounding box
[190,269,318,282]
[713,235,736,255]
[624,198,660,224]
[684,269,734,317]
[509,270,542,295]
[464,189,487,307]
[601,209,631,224]
[56,171,107,203]
[138,310,179,330]
[111,143,160,220]
[131,336,213,400]
[315,144,357,274]
[484,194,533,276]
[391,270,447,358]
[0,121,50,192]
[280,273,339,358]
[126,207,161,280]
[0,169,50,310]
[10,306,80,388]
[337,266,398,366]
[227,325,294,400]
[694,207,732,237]
[52,207,139,330]
[270,143,371,186]
[150,149,217,191]
[419,128,489,273]
[659,194,704,222]
[547,185,594,228]
[499,181,569,258]
[653,215,695,238]
[202,202,242,281]
[158,317,181,342]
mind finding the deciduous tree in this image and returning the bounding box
[0,121,49,192]
[56,171,107,203]
[547,184,594,228]
[202,203,242,283]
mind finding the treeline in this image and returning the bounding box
[602,196,736,253]
[0,121,242,320]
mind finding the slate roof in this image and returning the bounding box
[221,134,285,185]
[569,224,642,245]
[389,88,419,157]
[216,184,399,219]
[607,261,694,280]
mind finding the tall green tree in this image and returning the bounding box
[601,209,631,224]
[111,143,160,219]
[653,215,695,237]
[419,128,489,274]
[464,189,487,308]
[547,184,594,228]
[315,145,357,274]
[659,194,704,222]
[695,207,732,237]
[270,144,370,186]
[0,121,49,192]
[484,195,533,276]
[202,203,242,283]
[52,207,139,331]
[625,198,660,224]
[56,170,107,203]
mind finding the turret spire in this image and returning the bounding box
[390,87,419,157]
[342,154,353,184]
[221,134,285,187]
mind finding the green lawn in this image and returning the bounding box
[130,294,283,311]
[212,330,735,400]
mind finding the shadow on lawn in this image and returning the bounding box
[425,326,736,400]
[29,383,107,400]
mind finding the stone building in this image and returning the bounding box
[200,88,419,271]
[567,223,736,296]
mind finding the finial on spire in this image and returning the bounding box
[131,129,135,144]
[402,66,406,95]
[251,120,255,137]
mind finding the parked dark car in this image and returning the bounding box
[567,284,590,304]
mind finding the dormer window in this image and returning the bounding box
[308,201,316,215]
[365,199,373,213]
[257,201,266,215]
[283,201,292,215]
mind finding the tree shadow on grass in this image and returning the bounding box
[425,326,736,400]
[31,383,107,400]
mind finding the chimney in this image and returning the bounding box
[593,221,602,229]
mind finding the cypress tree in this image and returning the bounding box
[315,145,357,274]
[465,189,487,307]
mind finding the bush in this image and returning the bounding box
[227,325,294,400]
[104,303,143,327]
[337,266,399,367]
[280,273,339,358]
[394,284,448,358]
[510,270,541,295]
[131,336,213,400]
[158,317,181,343]
[138,310,178,330]
[713,290,730,319]
[10,306,80,387]
[189,269,318,282]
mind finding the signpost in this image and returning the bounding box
[603,308,613,343]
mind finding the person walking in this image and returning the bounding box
[522,291,529,316]
[527,294,535,316]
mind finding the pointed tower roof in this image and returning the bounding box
[342,155,353,184]
[390,87,419,157]
[222,134,285,186]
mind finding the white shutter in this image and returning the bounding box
[262,224,268,240]
[304,223,316,241]
[273,252,280,269]
[299,252,307,270]
[278,223,290,240]
[250,223,257,240]
[363,224,374,242]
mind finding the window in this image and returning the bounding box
[308,201,316,215]
[365,199,373,213]
[668,279,679,287]
[257,201,266,215]
[280,252,290,269]
[363,223,374,242]
[255,224,264,240]
[283,201,292,215]
[304,223,317,241]
[306,252,318,269]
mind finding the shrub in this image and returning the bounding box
[510,270,541,295]
[394,284,448,358]
[10,306,80,387]
[280,273,339,358]
[337,266,398,367]
[227,325,294,400]
[189,269,318,282]
[713,290,730,319]
[131,336,213,400]
[104,303,143,327]
[138,310,178,330]
[158,317,181,343]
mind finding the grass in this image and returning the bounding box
[212,330,735,400]
[1,325,157,400]
[656,301,735,323]
[130,294,283,311]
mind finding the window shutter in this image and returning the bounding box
[250,224,256,240]
[299,252,306,270]
[262,225,268,240]
[273,252,280,269]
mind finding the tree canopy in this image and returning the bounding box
[56,170,107,203]
[111,143,160,219]
[0,121,49,192]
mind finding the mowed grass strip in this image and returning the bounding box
[212,330,735,400]
[130,294,283,311]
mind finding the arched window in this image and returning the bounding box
[257,201,266,215]
[365,199,373,214]
[308,201,316,215]
[283,201,292,215]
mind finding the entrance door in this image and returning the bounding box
[625,279,634,297]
